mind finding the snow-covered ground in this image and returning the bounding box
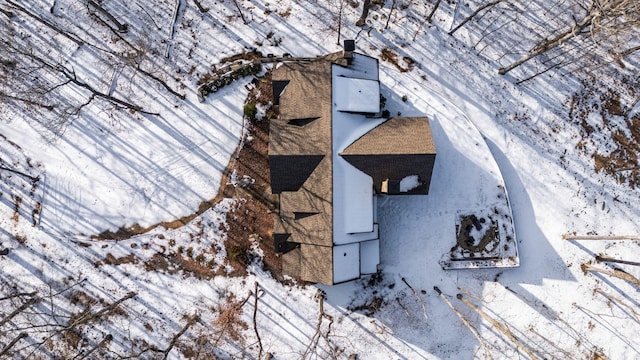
[1,1,639,359]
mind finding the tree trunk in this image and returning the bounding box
[449,1,501,36]
[457,294,541,360]
[426,0,442,23]
[434,287,493,360]
[385,0,397,30]
[581,263,640,286]
[356,0,371,27]
[0,333,27,357]
[595,255,640,267]
[611,44,640,68]
[192,0,209,12]
[232,0,247,24]
[413,0,442,41]
[562,234,640,240]
[88,0,128,33]
[337,0,344,45]
[6,0,84,45]
[498,13,594,75]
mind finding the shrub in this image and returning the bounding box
[228,245,246,261]
[243,102,258,120]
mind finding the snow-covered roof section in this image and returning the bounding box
[334,76,380,113]
[333,243,360,283]
[332,54,386,249]
[359,240,380,275]
[335,160,374,234]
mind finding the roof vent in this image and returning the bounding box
[343,39,355,64]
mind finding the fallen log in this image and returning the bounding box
[581,263,640,287]
[457,293,540,360]
[434,287,493,360]
[562,234,640,241]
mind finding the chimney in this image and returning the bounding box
[343,39,355,64]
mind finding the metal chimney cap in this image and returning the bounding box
[344,40,356,52]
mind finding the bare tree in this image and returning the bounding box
[356,0,372,26]
[413,0,443,41]
[499,0,640,75]
[329,0,348,45]
[385,0,397,30]
[2,40,155,111]
[232,0,248,24]
[449,1,502,36]
[426,0,442,23]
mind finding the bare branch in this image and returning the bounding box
[252,282,263,359]
[302,290,336,359]
[594,288,640,322]
[581,263,640,287]
[563,234,640,240]
[65,292,136,330]
[0,332,28,357]
[0,292,37,301]
[401,277,428,321]
[162,314,198,359]
[434,287,493,360]
[457,293,541,360]
[449,1,502,36]
[135,66,186,100]
[6,0,84,45]
[499,0,638,75]
[0,296,41,327]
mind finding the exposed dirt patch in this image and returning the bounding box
[278,7,292,18]
[143,253,218,280]
[349,296,384,317]
[569,76,640,188]
[380,48,415,72]
[68,290,98,308]
[347,271,393,316]
[11,195,21,223]
[103,253,138,266]
[456,214,498,252]
[219,71,280,279]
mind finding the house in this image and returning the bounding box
[269,43,436,285]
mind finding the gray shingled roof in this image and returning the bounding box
[269,58,335,284]
[341,117,436,155]
[340,117,437,195]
